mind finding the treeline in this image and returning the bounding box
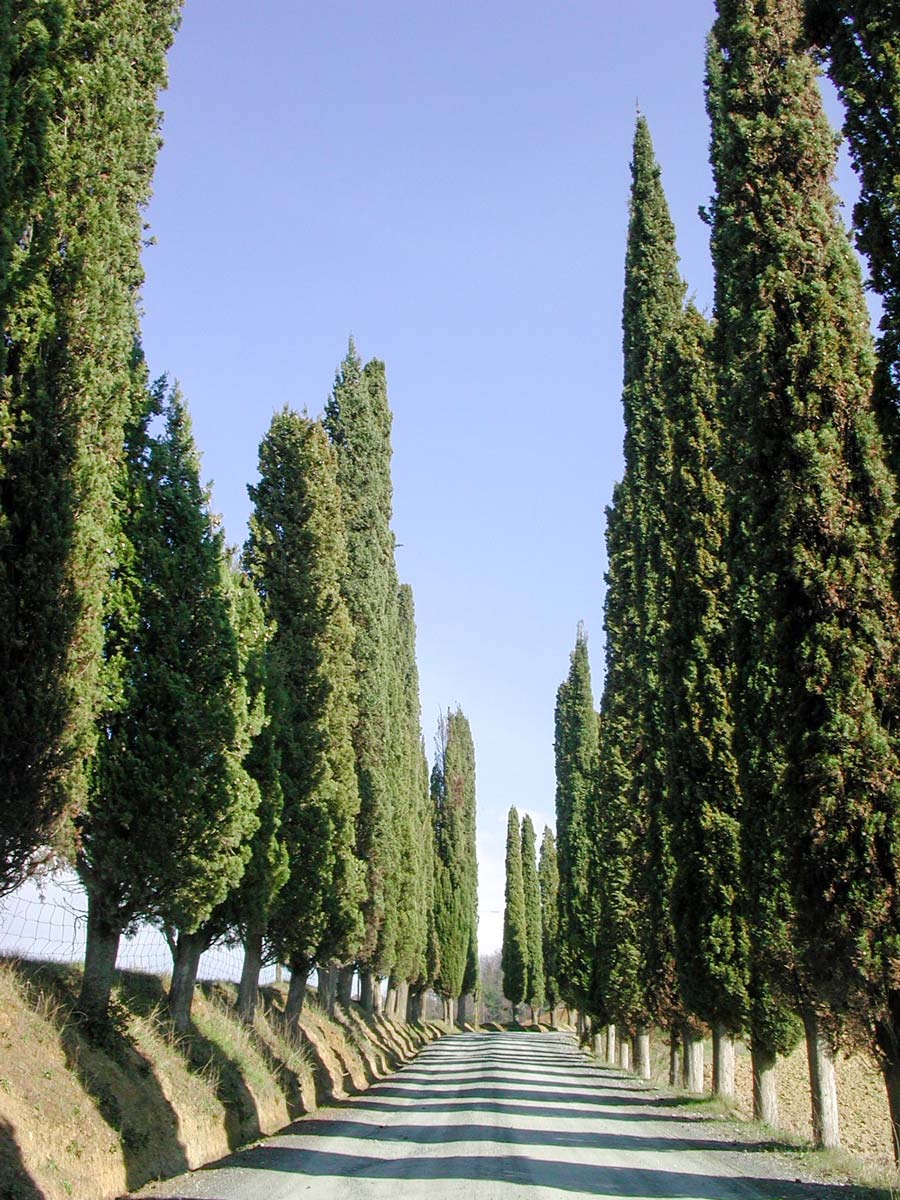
[0,6,479,1034]
[501,808,559,1026]
[552,0,900,1161]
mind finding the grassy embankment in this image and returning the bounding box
[0,960,444,1200]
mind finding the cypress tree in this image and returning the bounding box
[594,489,646,1038]
[431,709,478,1022]
[501,806,527,1021]
[661,304,750,1097]
[521,814,544,1022]
[387,583,430,1016]
[622,115,685,1040]
[245,411,364,1026]
[0,2,182,893]
[216,570,289,1023]
[806,2,900,472]
[709,0,900,1147]
[538,826,560,1027]
[77,387,260,1022]
[554,628,599,1014]
[324,345,398,1005]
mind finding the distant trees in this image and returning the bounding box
[538,827,560,1026]
[432,708,479,1024]
[501,807,527,1021]
[521,815,544,1022]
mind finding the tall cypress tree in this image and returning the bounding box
[324,344,398,1003]
[521,814,544,1021]
[0,2,182,892]
[554,628,599,1014]
[246,411,364,1025]
[388,583,431,1011]
[806,2,900,473]
[622,115,686,1038]
[662,304,750,1095]
[77,387,260,1022]
[501,807,527,1020]
[709,0,900,1147]
[594,489,646,1037]
[431,709,478,1021]
[538,826,560,1026]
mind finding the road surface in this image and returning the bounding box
[136,1030,855,1199]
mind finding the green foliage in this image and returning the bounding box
[201,565,289,947]
[554,629,599,1012]
[324,343,398,974]
[622,115,685,1030]
[538,826,560,1012]
[501,807,527,1011]
[594,490,645,1030]
[432,710,478,1001]
[806,2,900,475]
[246,411,364,973]
[390,584,432,986]
[661,305,749,1035]
[78,387,259,936]
[0,1,182,891]
[521,814,544,1012]
[709,0,900,1047]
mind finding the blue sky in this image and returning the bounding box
[139,1,867,955]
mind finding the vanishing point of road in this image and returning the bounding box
[138,1030,853,1200]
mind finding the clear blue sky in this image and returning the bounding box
[139,1,866,955]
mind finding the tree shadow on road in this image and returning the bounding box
[199,1144,886,1198]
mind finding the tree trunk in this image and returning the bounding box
[669,1029,680,1086]
[385,980,399,1018]
[751,1041,778,1126]
[875,1018,900,1164]
[635,1025,651,1080]
[285,964,308,1034]
[237,924,264,1022]
[360,969,375,1013]
[78,900,121,1021]
[618,1038,631,1071]
[407,987,422,1023]
[397,980,409,1022]
[275,962,283,984]
[683,1026,704,1092]
[372,976,384,1015]
[550,1004,559,1030]
[712,1023,736,1099]
[803,1007,840,1149]
[458,993,468,1027]
[592,1030,604,1059]
[576,1010,585,1039]
[337,964,354,1009]
[607,1024,616,1065]
[318,964,338,1013]
[169,930,206,1033]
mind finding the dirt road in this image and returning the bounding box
[136,1030,859,1199]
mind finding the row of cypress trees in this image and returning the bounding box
[554,0,900,1159]
[0,9,480,1034]
[501,808,559,1025]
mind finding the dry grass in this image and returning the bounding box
[0,961,441,1200]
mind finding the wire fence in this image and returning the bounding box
[0,869,280,985]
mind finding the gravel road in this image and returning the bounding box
[135,1030,859,1200]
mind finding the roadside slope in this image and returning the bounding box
[0,960,442,1200]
